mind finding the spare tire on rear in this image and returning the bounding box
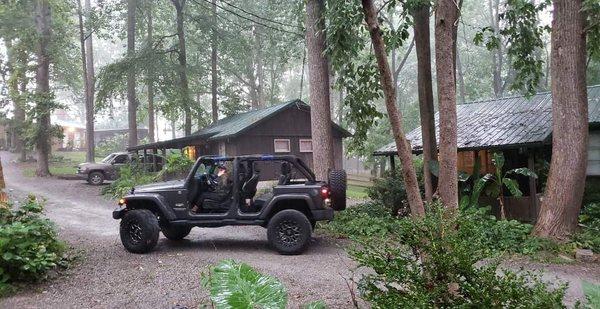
[328,169,347,211]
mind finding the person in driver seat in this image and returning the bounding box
[191,163,233,213]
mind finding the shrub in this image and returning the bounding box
[320,202,398,238]
[350,203,567,308]
[366,172,410,216]
[101,165,156,199]
[0,196,67,294]
[156,152,193,180]
[573,203,600,253]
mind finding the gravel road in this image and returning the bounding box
[0,152,357,308]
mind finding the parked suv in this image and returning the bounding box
[77,152,164,185]
[112,155,347,255]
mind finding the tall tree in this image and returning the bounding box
[412,3,437,203]
[5,42,27,162]
[85,0,95,161]
[305,0,335,181]
[127,0,138,147]
[147,0,155,142]
[77,0,94,162]
[434,0,461,209]
[533,0,588,240]
[34,0,52,177]
[361,0,425,216]
[172,0,192,135]
[210,0,218,123]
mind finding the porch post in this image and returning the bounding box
[152,148,158,172]
[389,155,396,174]
[527,151,538,222]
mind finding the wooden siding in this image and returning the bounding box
[456,150,495,174]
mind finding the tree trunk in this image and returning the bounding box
[533,0,588,240]
[77,0,94,163]
[434,0,460,209]
[211,0,218,123]
[84,0,95,161]
[305,0,335,181]
[488,0,503,97]
[173,0,192,136]
[35,0,52,177]
[413,4,437,203]
[456,49,467,104]
[254,25,264,106]
[147,0,155,142]
[127,0,138,147]
[5,42,27,162]
[362,0,425,216]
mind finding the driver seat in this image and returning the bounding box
[278,162,292,185]
[241,169,260,200]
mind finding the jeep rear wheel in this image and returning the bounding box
[267,209,312,255]
[88,171,104,185]
[161,225,192,241]
[120,209,159,253]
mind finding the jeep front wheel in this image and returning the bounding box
[267,209,312,255]
[120,209,159,254]
[161,225,192,241]
[88,171,104,185]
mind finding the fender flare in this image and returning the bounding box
[258,194,315,220]
[122,193,177,221]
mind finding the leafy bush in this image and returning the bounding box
[201,259,325,308]
[0,196,67,294]
[573,203,600,253]
[156,152,193,180]
[320,202,398,238]
[582,281,600,309]
[96,133,127,157]
[367,172,409,216]
[101,165,156,199]
[351,203,567,308]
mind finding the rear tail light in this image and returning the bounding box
[320,186,330,199]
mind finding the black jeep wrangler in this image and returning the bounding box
[112,155,346,255]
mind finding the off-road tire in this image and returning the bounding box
[267,209,312,255]
[120,209,159,254]
[329,169,347,211]
[88,171,104,185]
[161,225,192,241]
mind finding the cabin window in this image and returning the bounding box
[299,139,313,153]
[274,139,291,153]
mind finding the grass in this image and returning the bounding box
[347,184,369,199]
[22,151,103,177]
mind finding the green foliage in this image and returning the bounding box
[582,281,600,309]
[201,259,288,309]
[474,0,550,96]
[96,134,128,157]
[101,165,156,199]
[572,203,600,253]
[0,196,68,295]
[320,202,398,238]
[584,0,600,62]
[350,203,567,308]
[156,152,194,180]
[367,171,409,217]
[478,152,537,204]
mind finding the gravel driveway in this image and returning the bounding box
[0,152,357,308]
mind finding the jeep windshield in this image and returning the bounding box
[101,154,116,163]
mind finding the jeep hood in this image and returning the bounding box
[134,180,186,193]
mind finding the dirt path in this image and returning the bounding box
[0,152,357,308]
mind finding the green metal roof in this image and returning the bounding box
[375,85,600,155]
[128,100,350,151]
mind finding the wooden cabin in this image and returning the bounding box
[375,85,600,222]
[129,100,351,179]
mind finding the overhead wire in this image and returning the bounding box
[217,0,302,30]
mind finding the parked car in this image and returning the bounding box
[112,155,347,255]
[77,152,164,185]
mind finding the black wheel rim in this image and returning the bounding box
[128,220,143,245]
[90,174,101,184]
[277,220,301,247]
